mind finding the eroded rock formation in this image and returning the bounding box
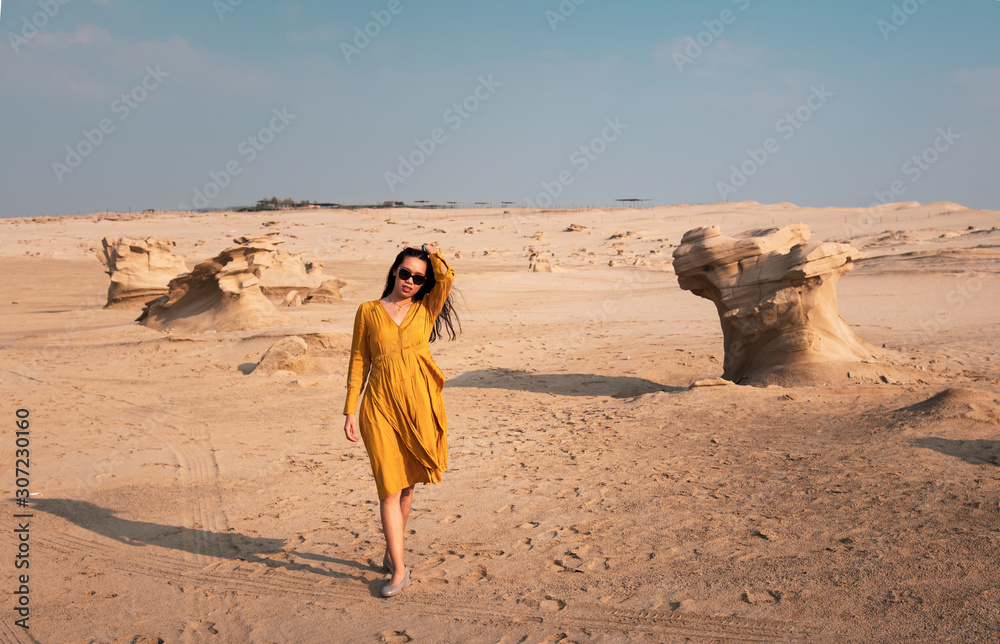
[99,236,187,306]
[251,334,348,376]
[232,234,341,301]
[303,279,348,304]
[137,236,296,333]
[253,336,309,375]
[528,252,553,272]
[672,224,877,386]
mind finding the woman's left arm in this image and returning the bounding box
[421,245,454,321]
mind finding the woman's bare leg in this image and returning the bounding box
[400,486,414,531]
[381,487,414,585]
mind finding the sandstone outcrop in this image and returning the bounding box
[137,236,296,333]
[303,279,348,304]
[232,234,335,300]
[672,224,877,385]
[253,336,309,375]
[250,334,348,375]
[529,252,553,272]
[99,236,187,306]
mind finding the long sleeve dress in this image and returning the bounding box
[344,252,455,500]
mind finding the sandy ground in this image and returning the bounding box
[1,202,999,643]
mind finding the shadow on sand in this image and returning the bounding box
[912,437,1000,466]
[32,498,385,595]
[446,368,685,398]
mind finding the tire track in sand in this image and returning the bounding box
[0,617,40,644]
[38,532,815,641]
[43,385,250,640]
[113,400,249,642]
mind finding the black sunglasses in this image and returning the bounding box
[397,267,427,286]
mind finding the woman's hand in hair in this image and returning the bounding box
[406,244,437,255]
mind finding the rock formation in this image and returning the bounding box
[232,234,335,300]
[528,252,553,272]
[137,236,296,333]
[253,336,309,375]
[99,236,187,306]
[672,224,878,386]
[251,334,348,376]
[303,279,348,304]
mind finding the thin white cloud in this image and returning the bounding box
[0,24,117,100]
[0,60,115,101]
[32,23,113,49]
[278,2,302,22]
[533,49,621,76]
[4,27,280,101]
[653,36,767,78]
[287,26,339,43]
[951,67,1000,109]
[102,33,281,93]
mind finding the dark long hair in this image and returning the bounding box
[381,248,461,342]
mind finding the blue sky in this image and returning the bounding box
[1,0,998,216]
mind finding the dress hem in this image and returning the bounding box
[377,469,446,501]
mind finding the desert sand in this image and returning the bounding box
[1,202,998,643]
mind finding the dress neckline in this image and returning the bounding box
[377,298,417,327]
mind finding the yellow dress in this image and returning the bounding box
[344,252,454,500]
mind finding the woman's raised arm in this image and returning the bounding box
[422,248,454,321]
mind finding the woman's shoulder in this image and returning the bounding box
[357,300,383,314]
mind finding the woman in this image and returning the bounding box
[343,243,459,598]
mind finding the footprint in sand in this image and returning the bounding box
[458,564,488,584]
[419,568,449,584]
[553,550,609,573]
[413,556,448,584]
[379,630,413,644]
[534,526,581,543]
[415,544,505,585]
[521,595,567,612]
[117,634,163,644]
[439,514,461,524]
[182,621,218,636]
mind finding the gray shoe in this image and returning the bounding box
[380,567,410,598]
[382,552,393,574]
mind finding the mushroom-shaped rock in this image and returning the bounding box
[672,224,877,386]
[137,237,296,333]
[99,236,187,306]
